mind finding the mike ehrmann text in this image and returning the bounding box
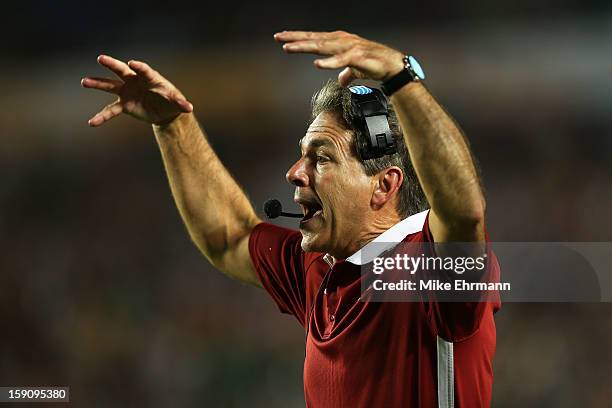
[372,279,511,292]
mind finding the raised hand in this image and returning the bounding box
[274,30,405,87]
[81,55,193,127]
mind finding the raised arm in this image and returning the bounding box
[81,55,261,285]
[274,31,485,243]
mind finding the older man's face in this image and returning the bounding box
[286,112,374,257]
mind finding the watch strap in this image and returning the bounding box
[381,55,421,97]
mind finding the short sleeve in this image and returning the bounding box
[420,212,501,342]
[249,222,307,326]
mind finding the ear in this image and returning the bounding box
[371,167,403,210]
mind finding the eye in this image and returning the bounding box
[316,154,329,163]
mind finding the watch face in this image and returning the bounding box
[408,55,425,80]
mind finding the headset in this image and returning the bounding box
[348,85,397,160]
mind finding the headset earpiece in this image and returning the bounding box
[349,86,396,160]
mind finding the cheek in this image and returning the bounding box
[343,169,372,200]
[323,173,372,216]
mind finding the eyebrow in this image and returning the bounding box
[298,137,335,152]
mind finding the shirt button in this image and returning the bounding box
[329,314,335,322]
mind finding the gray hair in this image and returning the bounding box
[311,80,428,218]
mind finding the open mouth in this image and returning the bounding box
[299,201,323,224]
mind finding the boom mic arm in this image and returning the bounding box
[263,199,302,219]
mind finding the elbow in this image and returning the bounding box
[436,195,486,242]
[450,197,486,240]
[467,196,486,226]
[201,216,261,266]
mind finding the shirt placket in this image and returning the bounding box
[322,256,339,338]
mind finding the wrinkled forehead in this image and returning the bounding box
[299,112,354,154]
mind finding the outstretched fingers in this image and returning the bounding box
[274,30,337,42]
[274,30,402,86]
[88,100,123,127]
[314,49,359,70]
[276,31,356,55]
[97,55,136,80]
[281,39,352,56]
[127,60,159,83]
[81,77,123,94]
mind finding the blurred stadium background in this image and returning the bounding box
[1,1,611,406]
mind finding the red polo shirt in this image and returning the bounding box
[249,210,500,407]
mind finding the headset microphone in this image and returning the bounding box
[263,199,302,219]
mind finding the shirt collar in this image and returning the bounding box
[342,209,429,266]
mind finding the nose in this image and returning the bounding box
[286,157,309,187]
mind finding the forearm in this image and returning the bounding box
[153,113,260,268]
[391,82,485,235]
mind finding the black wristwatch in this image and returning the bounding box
[381,55,426,97]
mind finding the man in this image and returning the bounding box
[82,30,500,407]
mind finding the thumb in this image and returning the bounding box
[338,67,357,87]
[176,98,194,113]
[171,91,193,113]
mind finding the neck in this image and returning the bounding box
[329,212,401,260]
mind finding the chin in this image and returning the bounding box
[299,231,329,254]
